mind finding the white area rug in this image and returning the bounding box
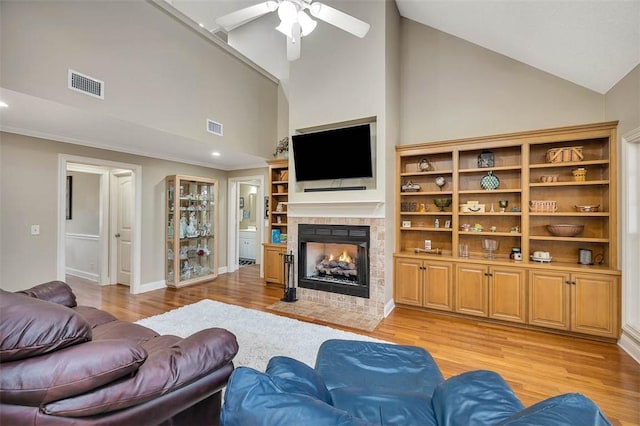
[136,299,388,371]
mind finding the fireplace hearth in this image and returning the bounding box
[297,224,369,298]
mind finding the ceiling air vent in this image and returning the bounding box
[68,69,104,99]
[207,119,223,136]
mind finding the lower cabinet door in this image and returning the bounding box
[394,257,423,306]
[423,261,453,311]
[571,273,619,338]
[489,266,527,323]
[528,271,571,330]
[455,263,488,317]
[263,244,284,285]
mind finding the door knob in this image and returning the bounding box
[115,233,121,238]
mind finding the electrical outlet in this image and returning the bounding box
[31,225,40,235]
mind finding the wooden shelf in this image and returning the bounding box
[394,121,620,339]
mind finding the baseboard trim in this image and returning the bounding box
[384,299,396,317]
[135,279,166,294]
[66,268,99,282]
[618,327,640,364]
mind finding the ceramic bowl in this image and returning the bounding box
[574,204,600,212]
[547,224,584,237]
[433,198,452,211]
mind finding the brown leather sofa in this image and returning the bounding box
[0,281,239,425]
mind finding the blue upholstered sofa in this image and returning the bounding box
[221,339,611,426]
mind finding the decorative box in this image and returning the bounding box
[460,201,485,213]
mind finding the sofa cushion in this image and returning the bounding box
[17,280,77,307]
[222,367,373,426]
[266,356,332,404]
[42,328,238,417]
[431,370,525,426]
[498,393,612,426]
[73,306,118,328]
[91,319,158,342]
[0,290,92,362]
[0,339,147,405]
[316,339,444,395]
[330,386,438,426]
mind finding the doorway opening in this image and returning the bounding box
[58,155,141,294]
[227,175,264,274]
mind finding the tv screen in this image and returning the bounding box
[292,124,373,182]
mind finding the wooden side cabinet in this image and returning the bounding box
[394,256,453,311]
[263,243,286,285]
[455,263,526,323]
[529,271,619,338]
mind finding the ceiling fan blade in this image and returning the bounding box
[286,23,302,61]
[215,1,278,32]
[309,2,370,38]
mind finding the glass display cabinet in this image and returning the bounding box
[166,175,218,287]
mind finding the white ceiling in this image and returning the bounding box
[395,0,640,94]
[1,0,638,170]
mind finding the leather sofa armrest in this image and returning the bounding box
[42,328,239,417]
[17,281,77,307]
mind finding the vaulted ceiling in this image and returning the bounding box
[1,0,638,169]
[173,0,639,94]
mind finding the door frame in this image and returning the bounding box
[58,154,142,294]
[65,163,110,285]
[227,175,264,274]
[619,126,640,362]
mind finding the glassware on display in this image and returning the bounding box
[482,239,499,259]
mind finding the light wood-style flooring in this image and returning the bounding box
[67,266,640,425]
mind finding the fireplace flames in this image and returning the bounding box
[315,250,357,280]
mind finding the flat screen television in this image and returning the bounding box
[292,124,373,182]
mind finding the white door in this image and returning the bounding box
[115,174,133,285]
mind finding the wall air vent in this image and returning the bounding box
[68,69,104,99]
[207,119,223,136]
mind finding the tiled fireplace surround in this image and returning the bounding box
[286,212,386,320]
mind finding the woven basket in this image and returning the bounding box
[546,146,584,163]
[572,168,587,182]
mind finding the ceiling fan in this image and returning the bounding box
[215,0,370,61]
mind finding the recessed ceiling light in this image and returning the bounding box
[0,101,8,108]
[212,151,221,157]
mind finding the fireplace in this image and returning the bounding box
[297,224,369,298]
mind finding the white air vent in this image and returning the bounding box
[68,69,104,99]
[207,119,223,136]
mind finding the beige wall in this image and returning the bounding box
[383,0,401,305]
[0,132,228,291]
[399,20,605,145]
[288,0,388,205]
[66,172,100,235]
[605,65,640,138]
[0,0,278,159]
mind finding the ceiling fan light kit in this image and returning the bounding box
[215,0,371,61]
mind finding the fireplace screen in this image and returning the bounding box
[298,224,369,298]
